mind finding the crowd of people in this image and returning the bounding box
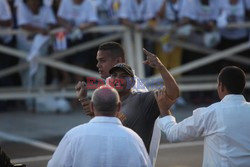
[0,0,250,111]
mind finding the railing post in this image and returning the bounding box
[122,28,135,70]
[134,31,145,78]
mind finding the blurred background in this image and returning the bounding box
[0,0,250,166]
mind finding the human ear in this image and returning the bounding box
[90,101,94,113]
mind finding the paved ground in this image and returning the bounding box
[0,104,204,167]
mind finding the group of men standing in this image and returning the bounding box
[47,42,250,167]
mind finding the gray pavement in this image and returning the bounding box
[0,104,204,167]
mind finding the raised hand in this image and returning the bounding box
[75,81,94,117]
[154,88,175,117]
[75,81,87,100]
[143,48,164,70]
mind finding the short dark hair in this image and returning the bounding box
[92,86,120,115]
[98,42,125,62]
[218,66,246,94]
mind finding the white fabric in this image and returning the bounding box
[158,95,250,167]
[43,0,53,6]
[119,0,154,22]
[245,0,250,9]
[0,0,11,20]
[14,0,23,7]
[17,3,56,27]
[48,117,152,167]
[179,0,220,23]
[57,0,98,27]
[14,0,54,7]
[164,0,184,22]
[16,3,56,45]
[218,0,248,40]
[27,34,49,77]
[0,0,12,43]
[93,0,120,25]
[150,0,164,17]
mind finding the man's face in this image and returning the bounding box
[109,70,133,93]
[96,50,121,79]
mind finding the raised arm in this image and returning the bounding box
[143,48,180,100]
[75,81,94,117]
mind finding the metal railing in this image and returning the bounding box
[0,24,249,100]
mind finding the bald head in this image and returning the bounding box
[91,86,120,116]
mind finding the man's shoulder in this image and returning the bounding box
[65,124,87,138]
[193,102,220,116]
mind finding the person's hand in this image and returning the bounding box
[143,48,164,70]
[75,81,87,100]
[79,98,94,117]
[154,88,175,117]
[75,81,94,117]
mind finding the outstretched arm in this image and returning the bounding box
[155,89,206,142]
[143,48,180,100]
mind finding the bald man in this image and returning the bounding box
[48,86,152,167]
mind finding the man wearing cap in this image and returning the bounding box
[105,48,179,151]
[75,43,179,165]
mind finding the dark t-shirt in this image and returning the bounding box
[121,91,160,151]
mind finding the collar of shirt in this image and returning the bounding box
[89,116,122,125]
[221,94,246,103]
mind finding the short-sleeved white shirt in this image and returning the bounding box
[219,0,248,39]
[150,0,164,17]
[119,0,154,23]
[0,0,12,43]
[0,0,11,21]
[93,0,121,25]
[57,0,98,26]
[15,0,54,7]
[244,0,250,10]
[179,0,219,23]
[158,0,184,23]
[16,3,56,44]
[17,3,56,28]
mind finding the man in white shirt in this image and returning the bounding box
[48,85,152,167]
[155,66,250,167]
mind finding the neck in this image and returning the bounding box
[94,112,116,117]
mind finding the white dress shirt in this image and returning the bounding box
[48,117,152,167]
[158,95,250,167]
